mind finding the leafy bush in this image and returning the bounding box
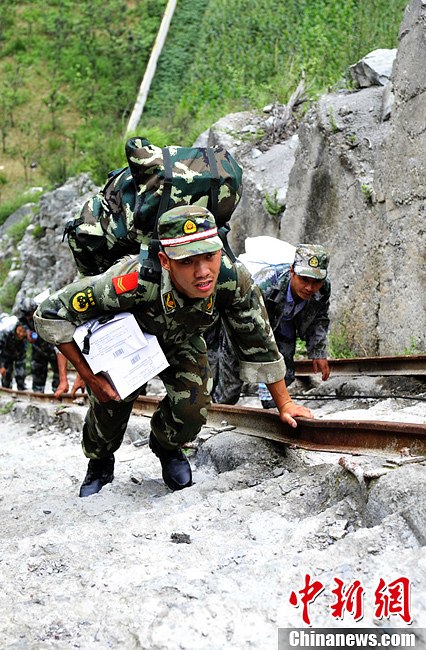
[327,328,356,359]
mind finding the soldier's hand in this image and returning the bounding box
[54,379,70,400]
[0,367,6,377]
[313,358,330,381]
[87,373,120,403]
[279,401,314,428]
[70,374,86,399]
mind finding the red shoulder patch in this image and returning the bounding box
[112,272,139,295]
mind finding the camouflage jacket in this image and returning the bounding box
[260,268,331,359]
[34,254,284,385]
[0,327,27,366]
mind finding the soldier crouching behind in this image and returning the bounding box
[34,206,313,497]
[17,297,60,394]
[0,320,28,391]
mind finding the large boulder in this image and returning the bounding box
[204,0,425,357]
[13,174,98,308]
[282,0,425,356]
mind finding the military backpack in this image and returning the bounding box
[65,136,244,279]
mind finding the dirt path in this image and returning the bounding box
[0,390,425,649]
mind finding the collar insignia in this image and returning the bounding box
[163,291,176,313]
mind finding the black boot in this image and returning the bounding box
[149,433,192,491]
[79,455,115,497]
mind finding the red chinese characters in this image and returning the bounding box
[374,577,412,624]
[330,578,364,622]
[289,574,412,625]
[289,574,325,625]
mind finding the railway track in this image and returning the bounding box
[294,354,426,376]
[1,380,425,457]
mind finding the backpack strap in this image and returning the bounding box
[206,147,220,216]
[157,147,174,220]
[139,148,174,282]
[218,224,237,263]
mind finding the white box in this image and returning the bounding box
[73,312,169,399]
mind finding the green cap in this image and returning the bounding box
[158,206,223,260]
[293,244,329,280]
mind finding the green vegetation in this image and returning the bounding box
[360,182,374,203]
[264,191,284,217]
[0,274,21,311]
[327,105,340,133]
[0,258,12,297]
[401,336,421,355]
[31,224,45,239]
[0,193,39,226]
[0,0,407,203]
[0,401,14,415]
[6,215,30,245]
[327,328,356,359]
[295,338,308,359]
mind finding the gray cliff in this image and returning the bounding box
[1,0,424,358]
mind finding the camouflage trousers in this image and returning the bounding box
[1,356,26,390]
[206,322,297,405]
[31,343,59,393]
[82,334,212,459]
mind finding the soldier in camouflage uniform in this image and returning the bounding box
[18,299,60,393]
[34,206,313,497]
[0,320,28,390]
[209,244,331,407]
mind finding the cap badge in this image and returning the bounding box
[183,220,197,235]
[309,256,319,268]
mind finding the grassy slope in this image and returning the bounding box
[0,0,407,212]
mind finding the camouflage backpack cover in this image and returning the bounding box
[65,136,244,277]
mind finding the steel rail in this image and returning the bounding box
[294,354,426,376]
[2,387,425,457]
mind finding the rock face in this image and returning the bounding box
[207,0,425,357]
[1,0,424,357]
[1,174,98,311]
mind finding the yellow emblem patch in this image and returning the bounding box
[309,256,319,268]
[206,295,214,313]
[183,219,197,235]
[163,291,176,313]
[71,288,95,313]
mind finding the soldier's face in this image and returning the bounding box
[158,250,222,299]
[15,325,28,340]
[290,268,323,301]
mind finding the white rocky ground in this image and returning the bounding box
[0,376,425,649]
